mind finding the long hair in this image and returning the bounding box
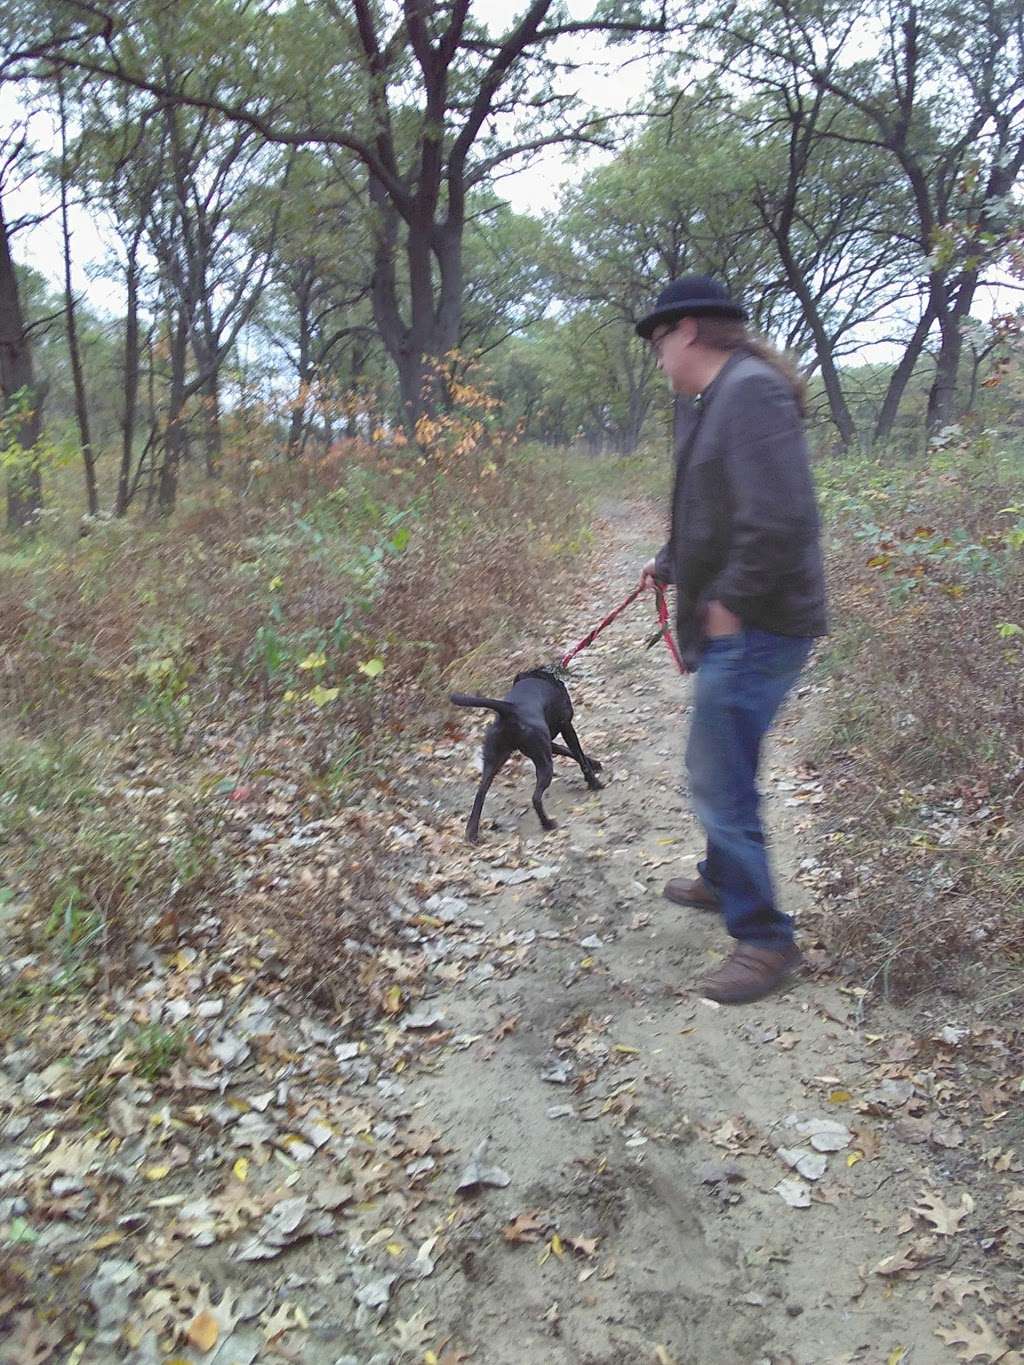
[693,317,807,417]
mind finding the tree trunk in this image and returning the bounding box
[0,190,44,530]
[369,175,465,437]
[116,230,142,516]
[201,369,221,476]
[873,300,936,448]
[58,74,98,517]
[286,307,312,461]
[775,237,856,448]
[157,310,189,516]
[925,291,976,435]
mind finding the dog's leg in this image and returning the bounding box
[559,724,604,790]
[551,741,603,772]
[524,738,556,831]
[465,748,509,844]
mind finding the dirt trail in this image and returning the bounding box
[382,499,955,1365]
[5,500,1016,1365]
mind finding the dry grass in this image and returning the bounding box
[0,435,595,1004]
[810,440,1024,999]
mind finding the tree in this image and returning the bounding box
[697,0,1024,437]
[0,134,46,529]
[4,0,667,431]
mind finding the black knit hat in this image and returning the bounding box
[635,274,748,339]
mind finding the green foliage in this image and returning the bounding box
[0,734,100,838]
[124,1022,188,1081]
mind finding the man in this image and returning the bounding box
[635,274,827,1004]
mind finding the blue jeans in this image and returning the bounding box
[685,628,814,950]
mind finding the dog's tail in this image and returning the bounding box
[449,691,517,719]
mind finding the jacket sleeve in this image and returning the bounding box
[706,372,819,617]
[653,542,674,584]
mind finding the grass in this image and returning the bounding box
[0,430,599,1008]
[10,412,1017,1008]
[808,435,1024,998]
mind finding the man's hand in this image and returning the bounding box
[639,558,662,590]
[704,599,742,637]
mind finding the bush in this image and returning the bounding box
[810,436,1024,998]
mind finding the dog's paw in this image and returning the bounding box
[587,778,605,791]
[589,759,604,772]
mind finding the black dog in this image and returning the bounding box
[450,666,603,843]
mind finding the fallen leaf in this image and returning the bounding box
[774,1178,811,1208]
[931,1275,997,1310]
[186,1309,219,1352]
[914,1189,974,1236]
[935,1316,1011,1362]
[392,1307,434,1353]
[793,1118,852,1152]
[455,1139,511,1194]
[776,1147,828,1181]
[873,1246,920,1277]
[503,1213,546,1245]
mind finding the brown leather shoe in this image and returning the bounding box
[697,943,802,1005]
[663,874,720,911]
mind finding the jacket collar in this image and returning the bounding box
[693,348,747,410]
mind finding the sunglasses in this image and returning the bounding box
[648,323,681,356]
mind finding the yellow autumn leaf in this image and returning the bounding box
[307,683,340,706]
[88,1231,125,1250]
[550,1234,565,1258]
[886,1349,907,1365]
[297,651,326,670]
[233,1157,249,1182]
[613,1045,640,1055]
[848,1151,864,1167]
[386,1242,405,1256]
[828,1089,852,1104]
[384,985,402,1015]
[187,1309,219,1352]
[425,1353,440,1365]
[31,1130,55,1155]
[144,1164,170,1181]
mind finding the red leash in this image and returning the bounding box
[561,583,689,674]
